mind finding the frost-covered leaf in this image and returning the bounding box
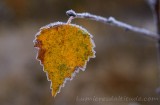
[34,22,95,96]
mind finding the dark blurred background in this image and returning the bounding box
[0,0,160,105]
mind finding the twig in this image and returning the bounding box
[154,0,160,34]
[148,0,160,94]
[66,10,159,40]
[155,0,160,95]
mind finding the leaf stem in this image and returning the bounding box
[66,16,74,24]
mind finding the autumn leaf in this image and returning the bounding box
[34,22,95,96]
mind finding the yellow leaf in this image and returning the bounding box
[34,22,95,96]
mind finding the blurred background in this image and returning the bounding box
[0,0,160,105]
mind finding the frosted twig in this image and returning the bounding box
[148,0,160,94]
[66,10,159,40]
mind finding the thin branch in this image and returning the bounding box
[154,2,160,89]
[66,10,159,40]
[148,0,160,34]
[148,0,160,94]
[154,0,160,34]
